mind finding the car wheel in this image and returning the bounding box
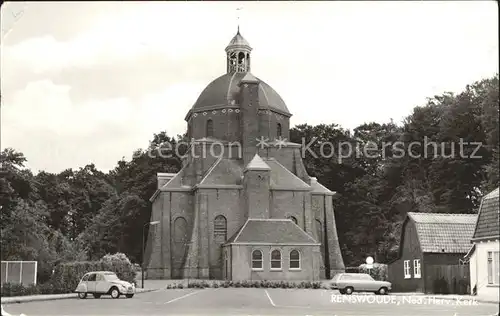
[378,287,388,295]
[339,289,345,294]
[78,292,87,299]
[344,287,354,295]
[93,294,101,299]
[125,294,134,298]
[110,287,121,299]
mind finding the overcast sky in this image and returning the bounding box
[1,1,498,174]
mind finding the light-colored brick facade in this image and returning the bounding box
[145,30,345,280]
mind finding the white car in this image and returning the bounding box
[75,271,135,299]
[327,273,392,295]
[1,305,26,316]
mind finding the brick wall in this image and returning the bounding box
[205,188,246,279]
[244,169,271,219]
[229,244,320,281]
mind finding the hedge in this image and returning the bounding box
[167,280,324,289]
[2,259,136,297]
[2,279,326,296]
[51,260,136,293]
[358,263,388,281]
[1,282,68,297]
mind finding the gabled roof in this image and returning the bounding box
[310,177,334,195]
[162,171,182,189]
[408,212,478,253]
[225,219,318,245]
[472,187,499,241]
[464,244,476,260]
[240,73,259,84]
[264,158,310,190]
[245,154,270,171]
[200,158,243,186]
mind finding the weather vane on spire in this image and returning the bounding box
[236,7,243,33]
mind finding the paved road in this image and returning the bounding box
[4,288,499,316]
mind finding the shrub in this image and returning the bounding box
[1,282,60,297]
[358,263,388,281]
[101,252,132,266]
[50,259,136,293]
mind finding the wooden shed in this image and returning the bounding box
[387,212,477,294]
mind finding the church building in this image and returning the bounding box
[146,29,345,281]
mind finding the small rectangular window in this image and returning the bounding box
[413,259,421,278]
[403,260,411,279]
[487,251,499,285]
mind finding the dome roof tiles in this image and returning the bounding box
[188,72,290,118]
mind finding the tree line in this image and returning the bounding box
[1,74,498,281]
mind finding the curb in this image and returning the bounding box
[390,293,499,305]
[1,288,159,305]
[337,292,499,305]
[430,296,499,305]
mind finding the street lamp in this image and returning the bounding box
[366,256,374,277]
[142,221,160,289]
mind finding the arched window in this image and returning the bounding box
[206,119,214,137]
[316,219,323,244]
[277,123,282,138]
[174,217,187,243]
[214,215,227,242]
[251,250,263,270]
[270,249,282,270]
[289,250,301,270]
[288,216,298,225]
[237,52,246,72]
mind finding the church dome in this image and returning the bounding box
[191,72,291,115]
